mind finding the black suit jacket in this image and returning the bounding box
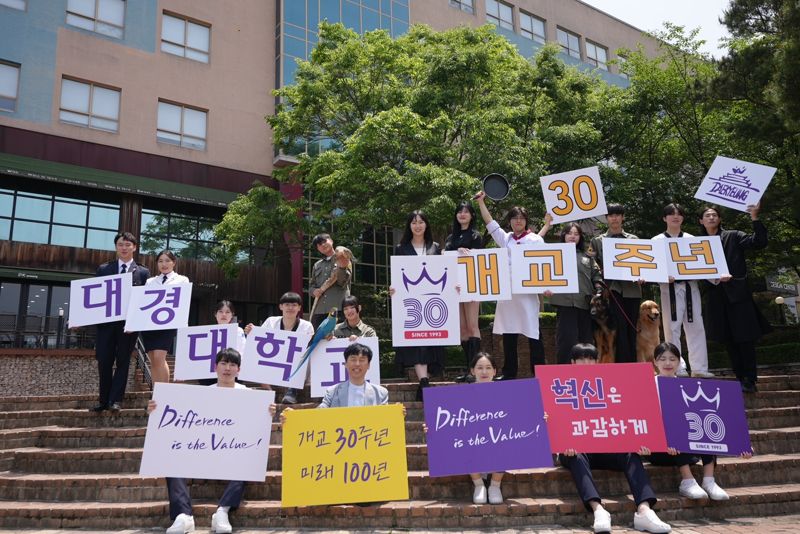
[394,242,441,256]
[95,260,150,285]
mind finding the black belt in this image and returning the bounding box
[668,281,693,323]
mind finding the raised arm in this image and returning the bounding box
[475,191,494,226]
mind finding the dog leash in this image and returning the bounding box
[599,281,640,333]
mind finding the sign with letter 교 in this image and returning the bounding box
[540,166,608,224]
[444,248,512,302]
[509,243,579,294]
[657,377,752,456]
[694,155,776,213]
[281,404,408,506]
[390,255,460,347]
[69,272,132,327]
[309,337,381,398]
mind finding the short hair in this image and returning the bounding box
[279,292,303,305]
[343,342,373,362]
[341,295,360,310]
[559,222,585,251]
[606,203,625,216]
[312,233,332,247]
[570,343,598,361]
[654,342,681,360]
[156,249,177,262]
[114,231,138,246]
[216,348,241,366]
[470,352,497,369]
[662,203,687,218]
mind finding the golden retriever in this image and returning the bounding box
[636,300,662,364]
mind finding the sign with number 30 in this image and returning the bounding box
[540,166,608,224]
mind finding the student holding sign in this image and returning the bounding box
[698,204,770,393]
[558,343,671,534]
[196,300,247,386]
[147,348,277,534]
[444,201,485,382]
[141,250,190,384]
[475,192,549,379]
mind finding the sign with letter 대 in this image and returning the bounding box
[69,272,132,327]
[174,324,240,381]
[538,363,667,453]
[423,379,552,477]
[281,404,408,506]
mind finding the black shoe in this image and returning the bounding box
[454,373,470,383]
[464,374,475,383]
[89,403,107,413]
[416,377,430,401]
[741,381,758,394]
[108,402,121,412]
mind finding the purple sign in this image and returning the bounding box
[423,379,552,477]
[657,377,752,456]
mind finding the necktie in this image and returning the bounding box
[162,274,168,284]
[120,264,127,274]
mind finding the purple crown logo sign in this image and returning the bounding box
[706,166,760,206]
[680,382,721,412]
[399,262,450,341]
[401,262,448,294]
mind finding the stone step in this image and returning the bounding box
[0,483,798,530]
[0,453,795,502]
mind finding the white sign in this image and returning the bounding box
[239,326,311,389]
[310,337,381,398]
[140,383,274,481]
[510,243,579,294]
[664,236,730,281]
[694,156,776,212]
[444,248,512,302]
[540,166,608,224]
[602,239,669,283]
[123,283,192,332]
[174,324,241,381]
[68,272,132,327]
[390,255,460,347]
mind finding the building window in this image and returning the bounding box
[0,0,26,11]
[486,0,513,31]
[59,78,120,132]
[140,209,219,260]
[157,100,207,150]
[586,41,608,70]
[0,61,20,112]
[616,55,629,79]
[0,187,120,250]
[519,11,545,44]
[448,0,473,14]
[66,0,125,39]
[557,28,581,59]
[161,12,210,63]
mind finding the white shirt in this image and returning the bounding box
[213,381,248,389]
[347,382,367,407]
[145,271,190,285]
[117,259,133,273]
[260,315,315,338]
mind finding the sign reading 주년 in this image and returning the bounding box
[309,337,381,398]
[540,166,608,224]
[139,383,274,481]
[509,243,579,294]
[281,404,408,506]
[664,236,730,281]
[423,379,552,477]
[390,255,460,347]
[443,248,512,302]
[538,363,667,453]
[694,155,776,213]
[657,377,752,456]
[124,283,193,332]
[601,239,669,283]
[238,326,311,389]
[69,272,132,327]
[174,324,241,381]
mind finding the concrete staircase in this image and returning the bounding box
[1,374,799,530]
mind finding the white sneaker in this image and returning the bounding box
[211,509,233,533]
[633,508,671,533]
[702,480,730,501]
[679,479,708,499]
[472,484,487,504]
[487,484,503,504]
[592,506,612,533]
[691,371,715,378]
[676,358,689,377]
[166,513,195,534]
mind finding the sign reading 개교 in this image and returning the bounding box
[540,166,608,224]
[139,383,274,482]
[664,236,730,281]
[443,248,512,302]
[123,283,193,332]
[694,155,776,213]
[238,326,311,389]
[281,404,408,507]
[601,239,669,283]
[424,379,552,477]
[390,255,460,347]
[509,243,579,294]
[309,337,381,398]
[173,324,241,381]
[657,377,752,456]
[538,363,667,453]
[69,272,132,327]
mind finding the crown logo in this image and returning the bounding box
[680,381,721,412]
[732,166,746,175]
[401,262,447,295]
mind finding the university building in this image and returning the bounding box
[0,0,659,349]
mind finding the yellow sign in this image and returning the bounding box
[281,404,409,506]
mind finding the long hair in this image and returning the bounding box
[450,201,476,238]
[559,222,585,251]
[400,210,433,246]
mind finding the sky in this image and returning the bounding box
[580,0,733,58]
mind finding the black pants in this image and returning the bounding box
[727,341,758,384]
[554,306,593,364]
[167,477,245,520]
[559,452,657,511]
[502,333,545,377]
[94,321,137,405]
[648,452,715,467]
[609,291,640,363]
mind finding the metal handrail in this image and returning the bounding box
[134,336,153,389]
